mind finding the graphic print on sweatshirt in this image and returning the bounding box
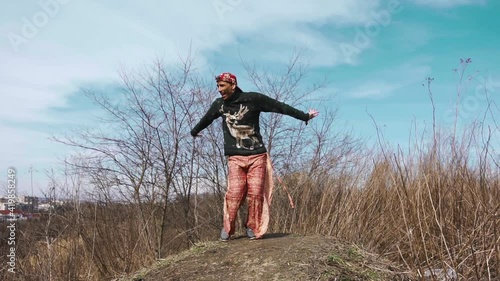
[219,104,262,150]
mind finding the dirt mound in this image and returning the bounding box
[114,233,414,281]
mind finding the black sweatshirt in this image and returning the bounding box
[190,90,310,156]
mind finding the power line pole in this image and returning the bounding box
[29,164,33,213]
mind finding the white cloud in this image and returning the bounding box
[0,47,114,123]
[349,82,401,99]
[0,0,393,123]
[346,58,432,99]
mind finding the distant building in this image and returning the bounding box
[0,197,6,210]
[0,196,39,213]
[18,196,39,212]
[0,197,14,210]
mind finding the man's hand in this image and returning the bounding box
[308,109,319,120]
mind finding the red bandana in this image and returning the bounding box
[215,72,237,84]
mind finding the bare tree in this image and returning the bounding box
[52,54,219,264]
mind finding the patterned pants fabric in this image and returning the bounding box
[223,152,274,239]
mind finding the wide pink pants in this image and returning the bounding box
[223,153,274,239]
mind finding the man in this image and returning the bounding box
[191,72,319,241]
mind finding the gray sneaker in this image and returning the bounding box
[220,229,229,242]
[246,228,256,240]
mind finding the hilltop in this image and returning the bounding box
[113,233,415,281]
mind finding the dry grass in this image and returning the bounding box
[271,128,499,280]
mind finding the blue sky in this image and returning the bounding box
[1,0,499,196]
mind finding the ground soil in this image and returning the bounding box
[114,233,415,281]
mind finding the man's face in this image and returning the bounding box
[217,81,236,100]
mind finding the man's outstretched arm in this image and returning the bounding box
[190,100,222,137]
[258,93,319,123]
